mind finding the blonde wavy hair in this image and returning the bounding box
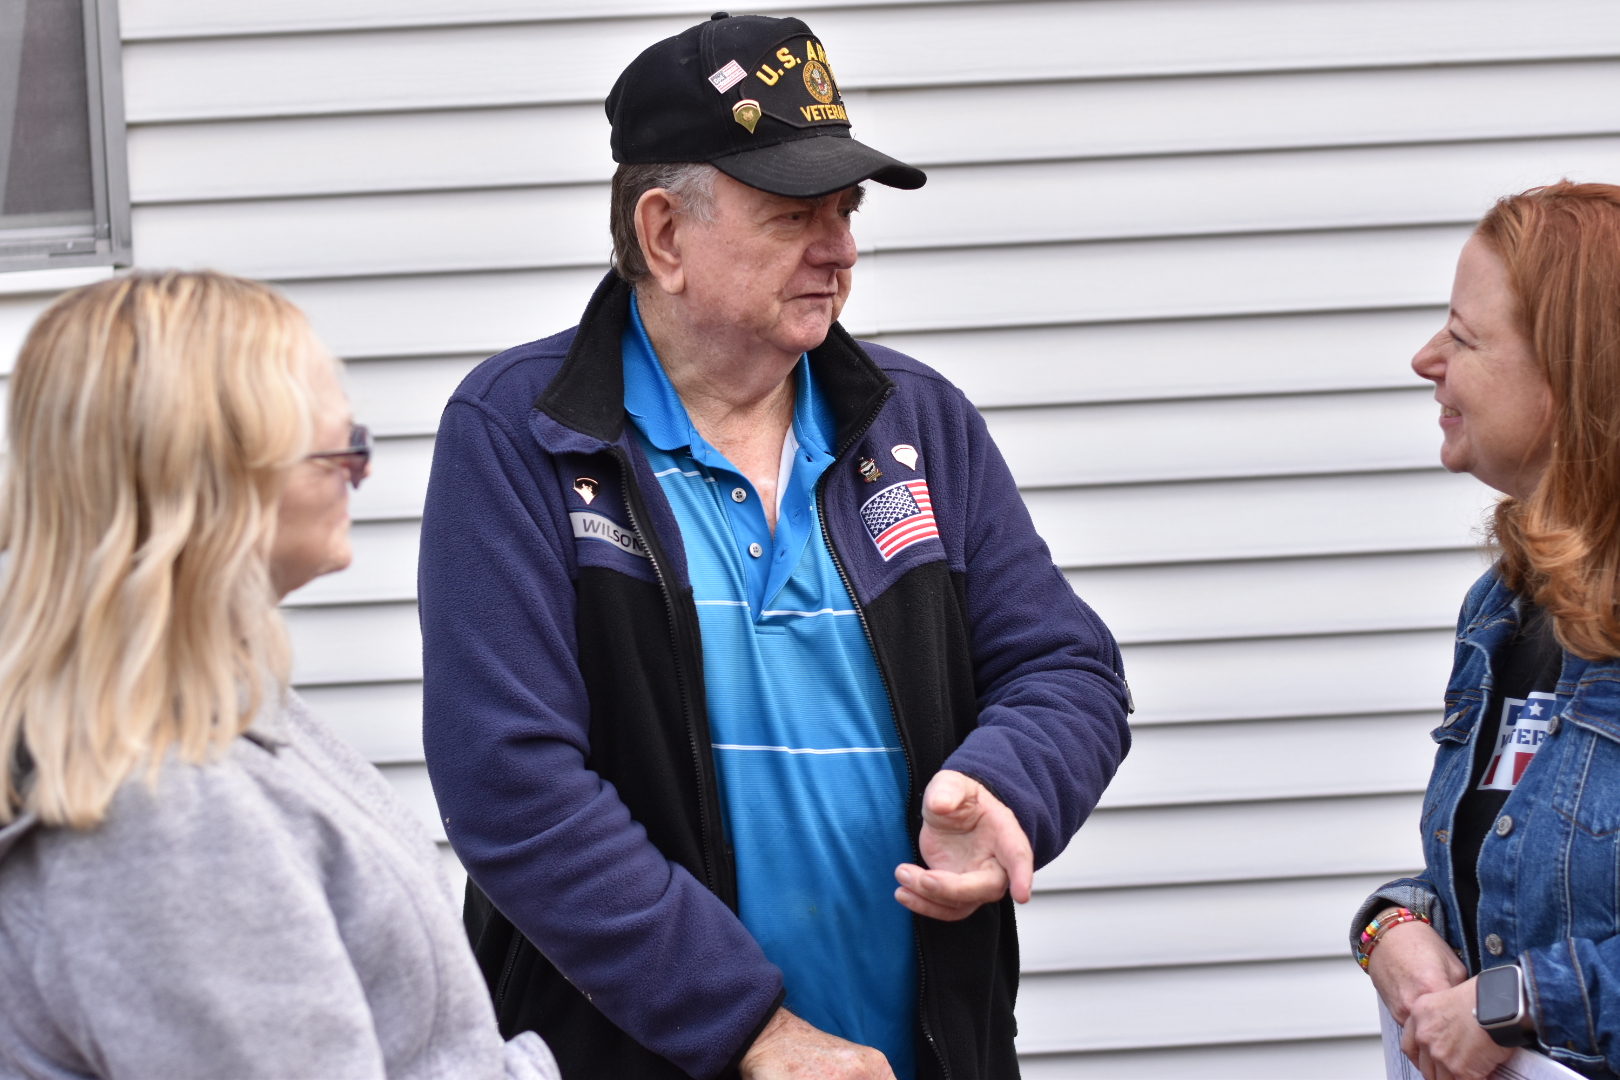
[0,271,326,827]
[1483,183,1620,659]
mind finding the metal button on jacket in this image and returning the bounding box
[1495,815,1514,838]
[731,487,747,503]
[748,542,763,558]
[1549,715,1562,736]
[1485,933,1505,956]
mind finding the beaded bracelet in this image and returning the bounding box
[1356,907,1431,971]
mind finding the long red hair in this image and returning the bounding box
[1485,182,1620,659]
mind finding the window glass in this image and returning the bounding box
[0,0,128,269]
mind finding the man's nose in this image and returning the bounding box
[807,211,858,270]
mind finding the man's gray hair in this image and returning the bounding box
[609,162,719,284]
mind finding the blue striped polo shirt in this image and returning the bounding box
[622,297,916,1077]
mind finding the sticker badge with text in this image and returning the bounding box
[860,479,939,561]
[1479,690,1557,790]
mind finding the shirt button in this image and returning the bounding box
[748,542,763,558]
[1549,715,1562,736]
[731,487,747,503]
[1495,815,1514,838]
[1485,933,1505,956]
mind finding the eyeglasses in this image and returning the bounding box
[306,423,372,489]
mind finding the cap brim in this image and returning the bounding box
[710,135,926,198]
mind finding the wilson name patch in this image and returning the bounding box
[859,479,939,561]
[570,511,648,559]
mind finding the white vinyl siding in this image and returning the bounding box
[3,0,1618,1073]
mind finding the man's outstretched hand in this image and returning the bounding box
[894,770,1033,921]
[739,1008,895,1079]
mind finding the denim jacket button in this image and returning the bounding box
[1495,815,1514,838]
[1485,933,1505,956]
[1548,715,1562,736]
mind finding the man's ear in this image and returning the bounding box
[634,189,685,296]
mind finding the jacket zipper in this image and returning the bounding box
[611,446,719,895]
[814,391,950,1080]
[493,932,524,1015]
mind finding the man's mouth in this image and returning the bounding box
[1441,406,1460,418]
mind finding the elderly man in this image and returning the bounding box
[420,12,1130,1080]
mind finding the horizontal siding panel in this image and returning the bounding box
[281,527,1488,628]
[302,681,425,763]
[121,9,1620,122]
[0,294,55,375]
[122,19,691,122]
[1069,550,1483,645]
[843,224,1471,335]
[279,267,601,360]
[1122,630,1454,725]
[128,97,1620,212]
[351,436,434,522]
[331,458,1496,566]
[127,106,614,203]
[130,135,1620,285]
[875,309,1439,409]
[1099,713,1435,809]
[344,355,478,438]
[284,519,421,606]
[1016,957,1379,1054]
[131,186,611,281]
[338,409,1483,524]
[1037,792,1422,891]
[1028,470,1494,569]
[119,0,965,38]
[275,226,1469,360]
[116,0,1620,73]
[1020,1036,1383,1079]
[1019,874,1391,972]
[864,135,1620,252]
[859,60,1620,170]
[987,388,1440,489]
[285,602,421,684]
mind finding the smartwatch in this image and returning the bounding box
[1476,963,1532,1047]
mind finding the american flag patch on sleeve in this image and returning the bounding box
[860,479,940,560]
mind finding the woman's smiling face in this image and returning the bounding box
[1411,233,1554,498]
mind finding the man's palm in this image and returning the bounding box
[894,771,1033,921]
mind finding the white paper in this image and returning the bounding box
[1380,998,1584,1080]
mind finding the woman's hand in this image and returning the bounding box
[1401,977,1516,1080]
[1368,917,1469,1024]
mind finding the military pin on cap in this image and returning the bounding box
[732,99,762,134]
[574,477,599,504]
[891,444,918,470]
[858,457,882,483]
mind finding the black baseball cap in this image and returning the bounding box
[605,12,926,199]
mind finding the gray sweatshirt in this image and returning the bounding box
[0,693,560,1080]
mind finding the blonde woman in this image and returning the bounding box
[0,272,558,1080]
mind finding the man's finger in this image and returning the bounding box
[894,886,975,921]
[898,864,1006,904]
[922,775,977,826]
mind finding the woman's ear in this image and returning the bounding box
[634,188,686,296]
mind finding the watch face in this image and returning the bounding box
[1477,964,1522,1027]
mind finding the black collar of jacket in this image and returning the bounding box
[535,271,895,455]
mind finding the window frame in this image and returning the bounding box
[0,0,132,274]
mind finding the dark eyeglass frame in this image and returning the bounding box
[306,423,372,489]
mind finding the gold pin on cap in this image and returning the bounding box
[732,98,762,134]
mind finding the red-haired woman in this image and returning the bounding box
[1355,182,1620,1080]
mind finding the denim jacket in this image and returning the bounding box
[1353,567,1620,1076]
